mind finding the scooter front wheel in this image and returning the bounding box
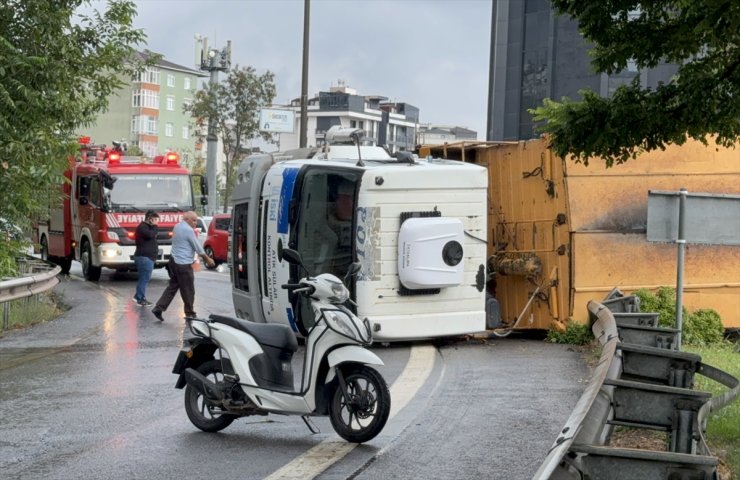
[329,365,391,443]
[184,359,237,432]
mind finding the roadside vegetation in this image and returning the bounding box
[0,0,148,277]
[685,342,740,479]
[0,292,66,334]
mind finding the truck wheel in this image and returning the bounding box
[81,240,102,281]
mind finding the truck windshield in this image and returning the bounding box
[109,174,193,210]
[291,168,360,329]
[292,168,359,277]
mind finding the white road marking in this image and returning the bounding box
[263,344,437,480]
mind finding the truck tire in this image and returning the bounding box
[81,240,102,281]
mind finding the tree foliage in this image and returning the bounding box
[0,0,147,275]
[186,66,276,212]
[531,0,740,166]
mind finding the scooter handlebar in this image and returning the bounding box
[281,283,315,295]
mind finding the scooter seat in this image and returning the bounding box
[209,314,299,352]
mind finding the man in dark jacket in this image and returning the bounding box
[133,210,159,306]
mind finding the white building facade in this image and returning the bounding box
[275,83,419,153]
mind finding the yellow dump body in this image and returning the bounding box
[419,138,740,329]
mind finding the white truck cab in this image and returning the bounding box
[230,127,488,341]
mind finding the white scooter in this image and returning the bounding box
[172,248,391,443]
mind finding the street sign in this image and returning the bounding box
[646,189,740,349]
[259,109,295,133]
[647,190,740,245]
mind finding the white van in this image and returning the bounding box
[230,127,488,341]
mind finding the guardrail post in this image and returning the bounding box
[2,301,9,330]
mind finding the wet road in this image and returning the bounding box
[0,265,589,479]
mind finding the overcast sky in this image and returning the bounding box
[88,0,492,139]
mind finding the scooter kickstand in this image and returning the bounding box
[301,415,321,434]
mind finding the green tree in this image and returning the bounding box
[531,1,740,166]
[0,0,147,276]
[186,65,276,212]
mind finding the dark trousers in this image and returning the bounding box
[155,258,196,317]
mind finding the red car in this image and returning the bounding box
[203,213,231,268]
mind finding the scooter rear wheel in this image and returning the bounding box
[184,359,237,432]
[329,365,391,443]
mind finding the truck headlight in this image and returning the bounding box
[101,247,120,258]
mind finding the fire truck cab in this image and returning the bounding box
[230,126,488,341]
[37,138,207,281]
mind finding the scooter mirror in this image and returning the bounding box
[281,248,303,266]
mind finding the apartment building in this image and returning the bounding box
[417,124,478,145]
[277,82,419,153]
[83,52,206,164]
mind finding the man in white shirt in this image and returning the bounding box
[152,211,214,321]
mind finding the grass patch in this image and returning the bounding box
[546,319,594,345]
[685,342,740,479]
[0,292,66,333]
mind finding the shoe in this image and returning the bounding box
[152,308,164,321]
[185,313,197,320]
[138,299,153,307]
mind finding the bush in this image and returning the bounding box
[632,287,724,346]
[547,320,593,345]
[683,309,725,346]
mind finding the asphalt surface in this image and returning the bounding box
[0,265,590,479]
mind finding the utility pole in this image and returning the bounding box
[299,0,310,148]
[196,36,231,214]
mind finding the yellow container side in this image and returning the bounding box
[421,138,740,330]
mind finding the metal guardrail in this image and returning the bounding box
[0,256,61,329]
[533,291,740,480]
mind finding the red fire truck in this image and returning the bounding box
[36,138,207,281]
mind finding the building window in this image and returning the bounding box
[184,77,191,90]
[183,98,192,111]
[132,89,160,109]
[182,126,189,139]
[131,115,158,135]
[133,67,160,85]
[166,95,175,111]
[167,74,175,87]
[165,122,174,137]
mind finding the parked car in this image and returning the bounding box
[195,216,211,246]
[203,213,230,268]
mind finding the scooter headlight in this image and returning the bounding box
[323,309,369,343]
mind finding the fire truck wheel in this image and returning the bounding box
[81,240,102,281]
